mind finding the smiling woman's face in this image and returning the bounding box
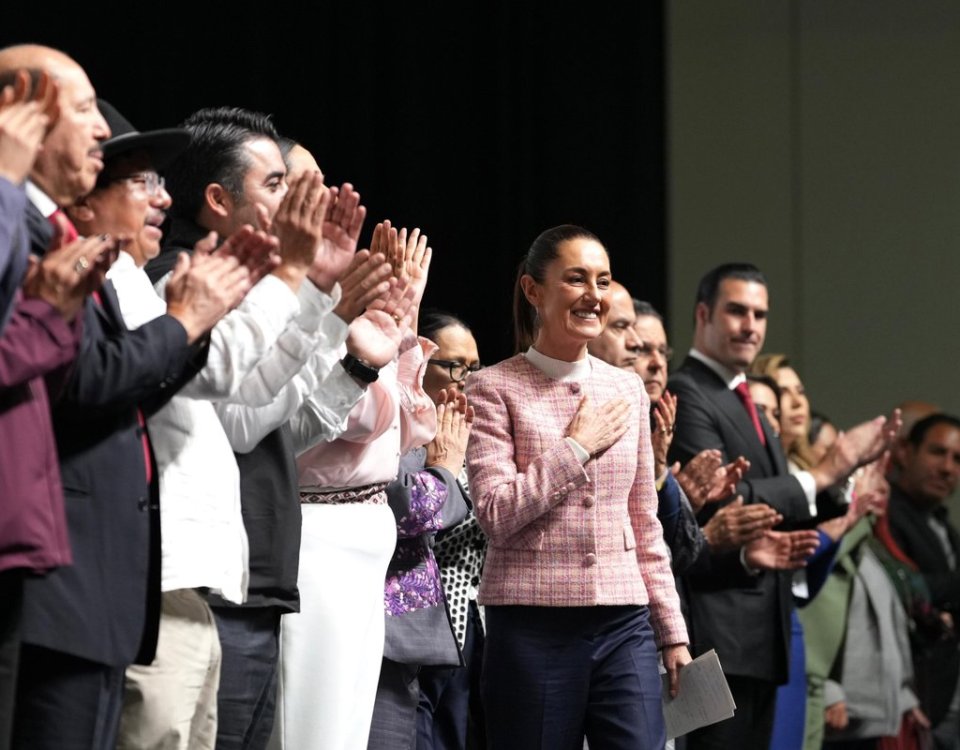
[523,238,611,357]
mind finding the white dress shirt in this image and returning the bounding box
[108,257,354,603]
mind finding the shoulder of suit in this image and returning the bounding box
[470,354,528,382]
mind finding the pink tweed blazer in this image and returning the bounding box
[465,353,688,647]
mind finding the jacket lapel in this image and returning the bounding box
[685,358,776,474]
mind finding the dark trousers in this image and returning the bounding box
[482,605,665,750]
[368,658,420,750]
[0,572,23,750]
[685,674,777,750]
[417,601,486,750]
[211,605,281,750]
[12,644,125,750]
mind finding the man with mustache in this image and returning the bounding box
[667,263,897,750]
[0,45,254,750]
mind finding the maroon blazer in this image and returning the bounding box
[0,294,81,573]
[465,354,687,647]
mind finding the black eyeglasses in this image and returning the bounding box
[635,342,673,362]
[428,359,482,383]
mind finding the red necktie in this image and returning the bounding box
[48,208,79,244]
[734,380,767,446]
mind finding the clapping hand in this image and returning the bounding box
[374,220,432,317]
[269,171,331,291]
[744,529,821,570]
[165,251,252,343]
[344,278,417,370]
[308,182,367,293]
[332,249,393,323]
[0,69,59,185]
[650,391,677,475]
[675,450,750,513]
[702,497,781,551]
[23,230,117,321]
[426,388,475,474]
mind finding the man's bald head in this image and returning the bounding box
[285,144,322,183]
[0,44,75,73]
[0,44,110,206]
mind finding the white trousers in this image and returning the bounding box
[277,503,396,750]
[117,588,222,750]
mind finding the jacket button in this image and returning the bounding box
[583,496,595,508]
[570,383,581,394]
[566,483,575,492]
[137,497,148,511]
[584,553,597,567]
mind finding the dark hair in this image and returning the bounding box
[512,224,601,354]
[166,106,280,222]
[694,263,767,320]
[907,413,960,447]
[808,410,833,445]
[746,373,781,402]
[419,308,472,345]
[276,136,297,165]
[633,299,663,322]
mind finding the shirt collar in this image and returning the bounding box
[25,181,58,218]
[689,348,745,390]
[524,346,592,382]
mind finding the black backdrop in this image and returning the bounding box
[5,4,666,365]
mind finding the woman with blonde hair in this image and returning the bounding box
[750,353,818,470]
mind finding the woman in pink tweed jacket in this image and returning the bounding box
[465,225,689,749]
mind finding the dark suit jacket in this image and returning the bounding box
[888,485,960,613]
[887,485,960,724]
[667,356,812,684]
[20,203,207,668]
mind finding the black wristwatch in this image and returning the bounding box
[340,353,380,384]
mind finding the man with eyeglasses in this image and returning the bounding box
[0,46,262,750]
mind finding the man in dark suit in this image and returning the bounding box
[888,413,960,748]
[0,44,257,750]
[667,263,891,749]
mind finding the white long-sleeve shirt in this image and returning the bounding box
[108,257,346,602]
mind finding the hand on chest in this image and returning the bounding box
[510,379,639,467]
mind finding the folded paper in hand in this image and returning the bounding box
[660,649,736,740]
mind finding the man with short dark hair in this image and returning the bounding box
[668,262,895,749]
[589,284,814,576]
[888,413,960,749]
[151,112,400,749]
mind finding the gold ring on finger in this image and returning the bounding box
[74,256,90,274]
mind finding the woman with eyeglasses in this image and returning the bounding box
[414,310,488,750]
[465,225,689,750]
